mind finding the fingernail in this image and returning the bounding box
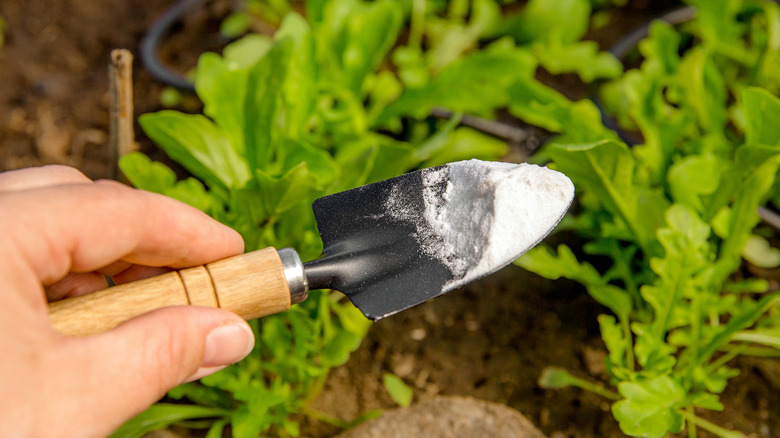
[201,323,254,368]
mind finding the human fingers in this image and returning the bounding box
[0,180,244,287]
[44,272,107,301]
[0,165,91,192]
[39,307,254,437]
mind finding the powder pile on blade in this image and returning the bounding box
[386,159,575,291]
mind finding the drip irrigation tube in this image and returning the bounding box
[140,0,204,93]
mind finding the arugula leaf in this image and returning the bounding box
[612,376,686,438]
[547,140,666,254]
[641,204,710,340]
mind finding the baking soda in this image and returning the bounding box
[386,159,574,292]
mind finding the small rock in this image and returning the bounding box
[581,346,607,378]
[337,396,547,438]
[410,328,426,341]
[391,354,416,378]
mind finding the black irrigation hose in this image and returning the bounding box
[140,0,203,94]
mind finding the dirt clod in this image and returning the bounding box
[337,396,547,438]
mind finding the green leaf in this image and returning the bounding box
[638,21,681,78]
[599,315,629,372]
[612,376,686,438]
[733,328,780,349]
[195,53,249,152]
[119,152,176,190]
[716,151,780,279]
[590,285,633,322]
[692,292,780,369]
[508,79,612,142]
[675,47,727,135]
[501,0,590,44]
[110,404,229,438]
[223,34,273,70]
[380,43,536,121]
[420,127,507,168]
[244,38,293,171]
[220,12,251,38]
[534,40,622,83]
[254,162,323,217]
[276,13,318,137]
[159,86,183,108]
[322,330,361,367]
[742,86,780,147]
[742,235,780,268]
[516,244,602,285]
[424,0,501,73]
[383,373,413,407]
[139,112,250,189]
[667,155,728,212]
[338,0,403,95]
[642,204,711,339]
[205,420,229,438]
[548,140,666,254]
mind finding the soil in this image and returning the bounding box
[2,1,778,438]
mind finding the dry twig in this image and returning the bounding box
[108,49,136,180]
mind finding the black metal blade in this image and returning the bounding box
[302,160,575,321]
[304,165,453,320]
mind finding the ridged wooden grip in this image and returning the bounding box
[48,248,292,337]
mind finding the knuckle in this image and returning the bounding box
[41,165,91,184]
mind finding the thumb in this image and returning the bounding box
[53,307,254,436]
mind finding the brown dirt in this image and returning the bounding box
[1,1,778,438]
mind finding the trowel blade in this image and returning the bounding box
[303,160,574,320]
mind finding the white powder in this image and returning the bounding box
[386,159,574,292]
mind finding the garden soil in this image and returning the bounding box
[1,1,779,437]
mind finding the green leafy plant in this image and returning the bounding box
[114,0,567,435]
[517,1,780,437]
[114,0,636,435]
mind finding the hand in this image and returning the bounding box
[0,165,254,437]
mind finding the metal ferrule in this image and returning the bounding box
[278,248,309,305]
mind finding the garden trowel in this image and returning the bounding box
[49,160,574,337]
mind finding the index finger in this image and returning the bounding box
[0,180,244,285]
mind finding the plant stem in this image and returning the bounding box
[621,317,635,372]
[681,411,746,438]
[409,0,425,49]
[686,406,697,438]
[706,345,746,375]
[566,374,621,401]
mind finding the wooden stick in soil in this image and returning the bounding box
[108,49,136,180]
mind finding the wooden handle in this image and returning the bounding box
[49,247,293,337]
